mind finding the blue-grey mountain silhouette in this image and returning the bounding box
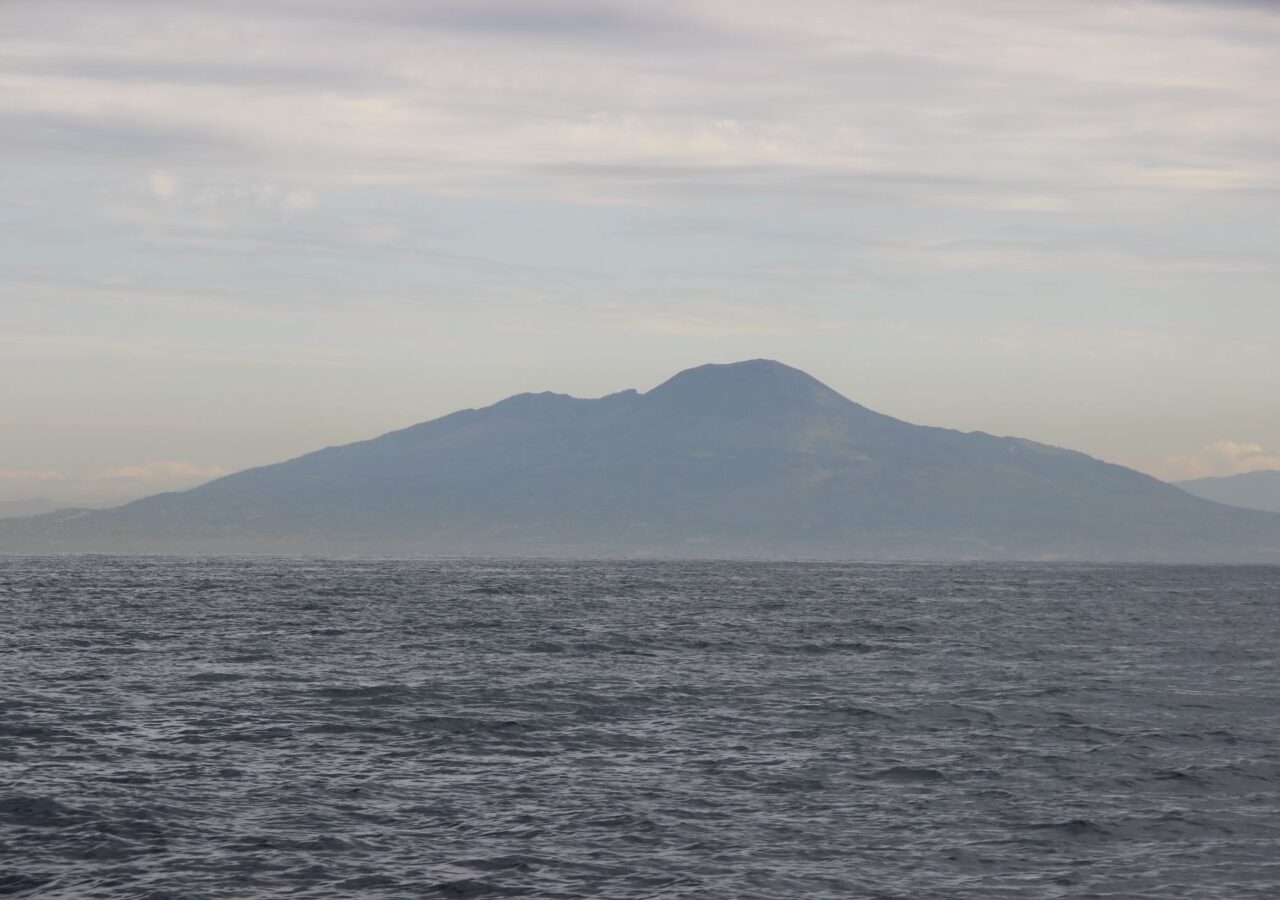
[1177,469,1280,515]
[5,360,1280,560]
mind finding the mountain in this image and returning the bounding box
[1177,470,1280,515]
[4,360,1280,560]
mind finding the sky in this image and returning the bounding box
[3,0,1279,508]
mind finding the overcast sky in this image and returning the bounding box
[3,0,1279,506]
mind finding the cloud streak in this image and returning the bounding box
[7,0,1280,200]
[0,461,228,507]
[1153,442,1280,481]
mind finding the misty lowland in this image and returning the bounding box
[5,360,1280,561]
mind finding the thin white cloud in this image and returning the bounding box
[988,327,1184,359]
[0,468,63,482]
[1149,441,1280,481]
[0,331,353,368]
[102,461,228,482]
[280,189,317,211]
[148,169,177,198]
[0,461,228,507]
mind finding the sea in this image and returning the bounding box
[2,557,1279,899]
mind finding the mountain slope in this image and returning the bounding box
[4,360,1280,560]
[1177,470,1280,515]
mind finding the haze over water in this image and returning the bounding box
[4,557,1279,898]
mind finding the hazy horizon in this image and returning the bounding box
[5,0,1280,508]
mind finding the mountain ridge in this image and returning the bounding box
[1177,469,1280,515]
[4,360,1280,561]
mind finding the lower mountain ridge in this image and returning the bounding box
[1177,470,1280,516]
[5,360,1280,561]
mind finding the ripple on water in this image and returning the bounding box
[1,558,1279,898]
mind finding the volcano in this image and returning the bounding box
[5,359,1280,561]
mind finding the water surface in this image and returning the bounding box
[3,558,1279,897]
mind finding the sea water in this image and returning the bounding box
[3,557,1279,898]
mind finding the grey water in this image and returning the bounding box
[2,558,1279,899]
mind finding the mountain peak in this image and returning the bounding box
[656,358,818,383]
[645,359,849,415]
